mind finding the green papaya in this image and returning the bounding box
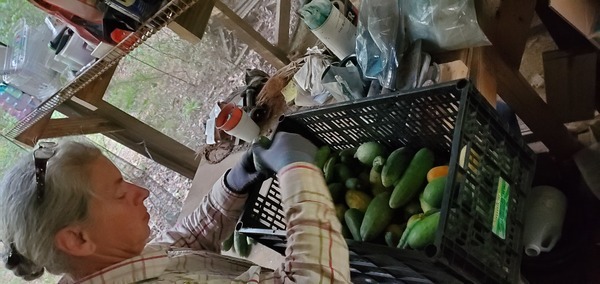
[389,148,435,209]
[371,183,388,196]
[344,208,364,241]
[398,213,424,249]
[345,178,368,192]
[370,156,386,185]
[234,231,251,257]
[336,164,354,182]
[381,147,411,187]
[419,193,435,213]
[422,176,447,209]
[323,156,338,182]
[342,224,352,239]
[247,236,258,245]
[345,189,372,213]
[334,203,348,223]
[354,142,386,166]
[222,232,234,251]
[360,192,394,241]
[384,223,406,247]
[315,145,331,169]
[339,147,357,158]
[406,211,441,249]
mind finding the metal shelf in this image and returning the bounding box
[6,0,201,138]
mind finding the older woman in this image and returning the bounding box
[0,132,350,283]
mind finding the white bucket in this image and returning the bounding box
[215,103,260,142]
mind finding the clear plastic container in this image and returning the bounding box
[2,20,62,99]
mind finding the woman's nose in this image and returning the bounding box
[133,185,150,206]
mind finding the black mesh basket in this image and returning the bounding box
[237,80,536,284]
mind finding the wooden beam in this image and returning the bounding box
[432,48,497,105]
[38,116,123,139]
[475,0,585,158]
[536,0,594,50]
[275,0,291,51]
[61,100,200,179]
[491,48,583,159]
[476,0,537,68]
[15,113,52,146]
[213,0,290,69]
[74,63,118,105]
[469,47,498,106]
[168,0,216,44]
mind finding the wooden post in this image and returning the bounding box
[473,0,584,159]
[491,49,583,159]
[476,0,537,69]
[168,0,216,44]
[275,0,291,51]
[213,0,290,69]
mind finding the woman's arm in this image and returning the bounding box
[151,172,247,252]
[272,162,351,283]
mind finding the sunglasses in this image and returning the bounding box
[33,142,57,201]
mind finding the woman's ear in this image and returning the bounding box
[54,226,96,257]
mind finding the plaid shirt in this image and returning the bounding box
[74,162,350,283]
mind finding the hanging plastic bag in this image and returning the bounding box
[355,0,406,90]
[401,0,490,51]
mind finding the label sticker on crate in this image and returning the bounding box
[492,177,510,239]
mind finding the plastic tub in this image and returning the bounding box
[3,20,62,99]
[58,32,95,67]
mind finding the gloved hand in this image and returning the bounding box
[225,150,269,194]
[252,132,317,173]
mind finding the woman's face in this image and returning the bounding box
[84,156,151,259]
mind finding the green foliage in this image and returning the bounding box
[0,135,25,175]
[109,83,140,111]
[0,111,18,133]
[182,98,202,117]
[0,0,45,44]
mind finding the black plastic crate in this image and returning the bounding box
[237,80,536,284]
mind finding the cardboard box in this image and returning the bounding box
[550,0,600,49]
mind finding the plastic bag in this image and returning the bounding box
[355,0,405,89]
[293,47,332,98]
[321,56,366,101]
[402,0,490,51]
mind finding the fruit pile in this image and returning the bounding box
[316,141,450,249]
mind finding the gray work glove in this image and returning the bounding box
[252,132,317,173]
[225,150,269,194]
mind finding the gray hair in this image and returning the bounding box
[0,140,102,276]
